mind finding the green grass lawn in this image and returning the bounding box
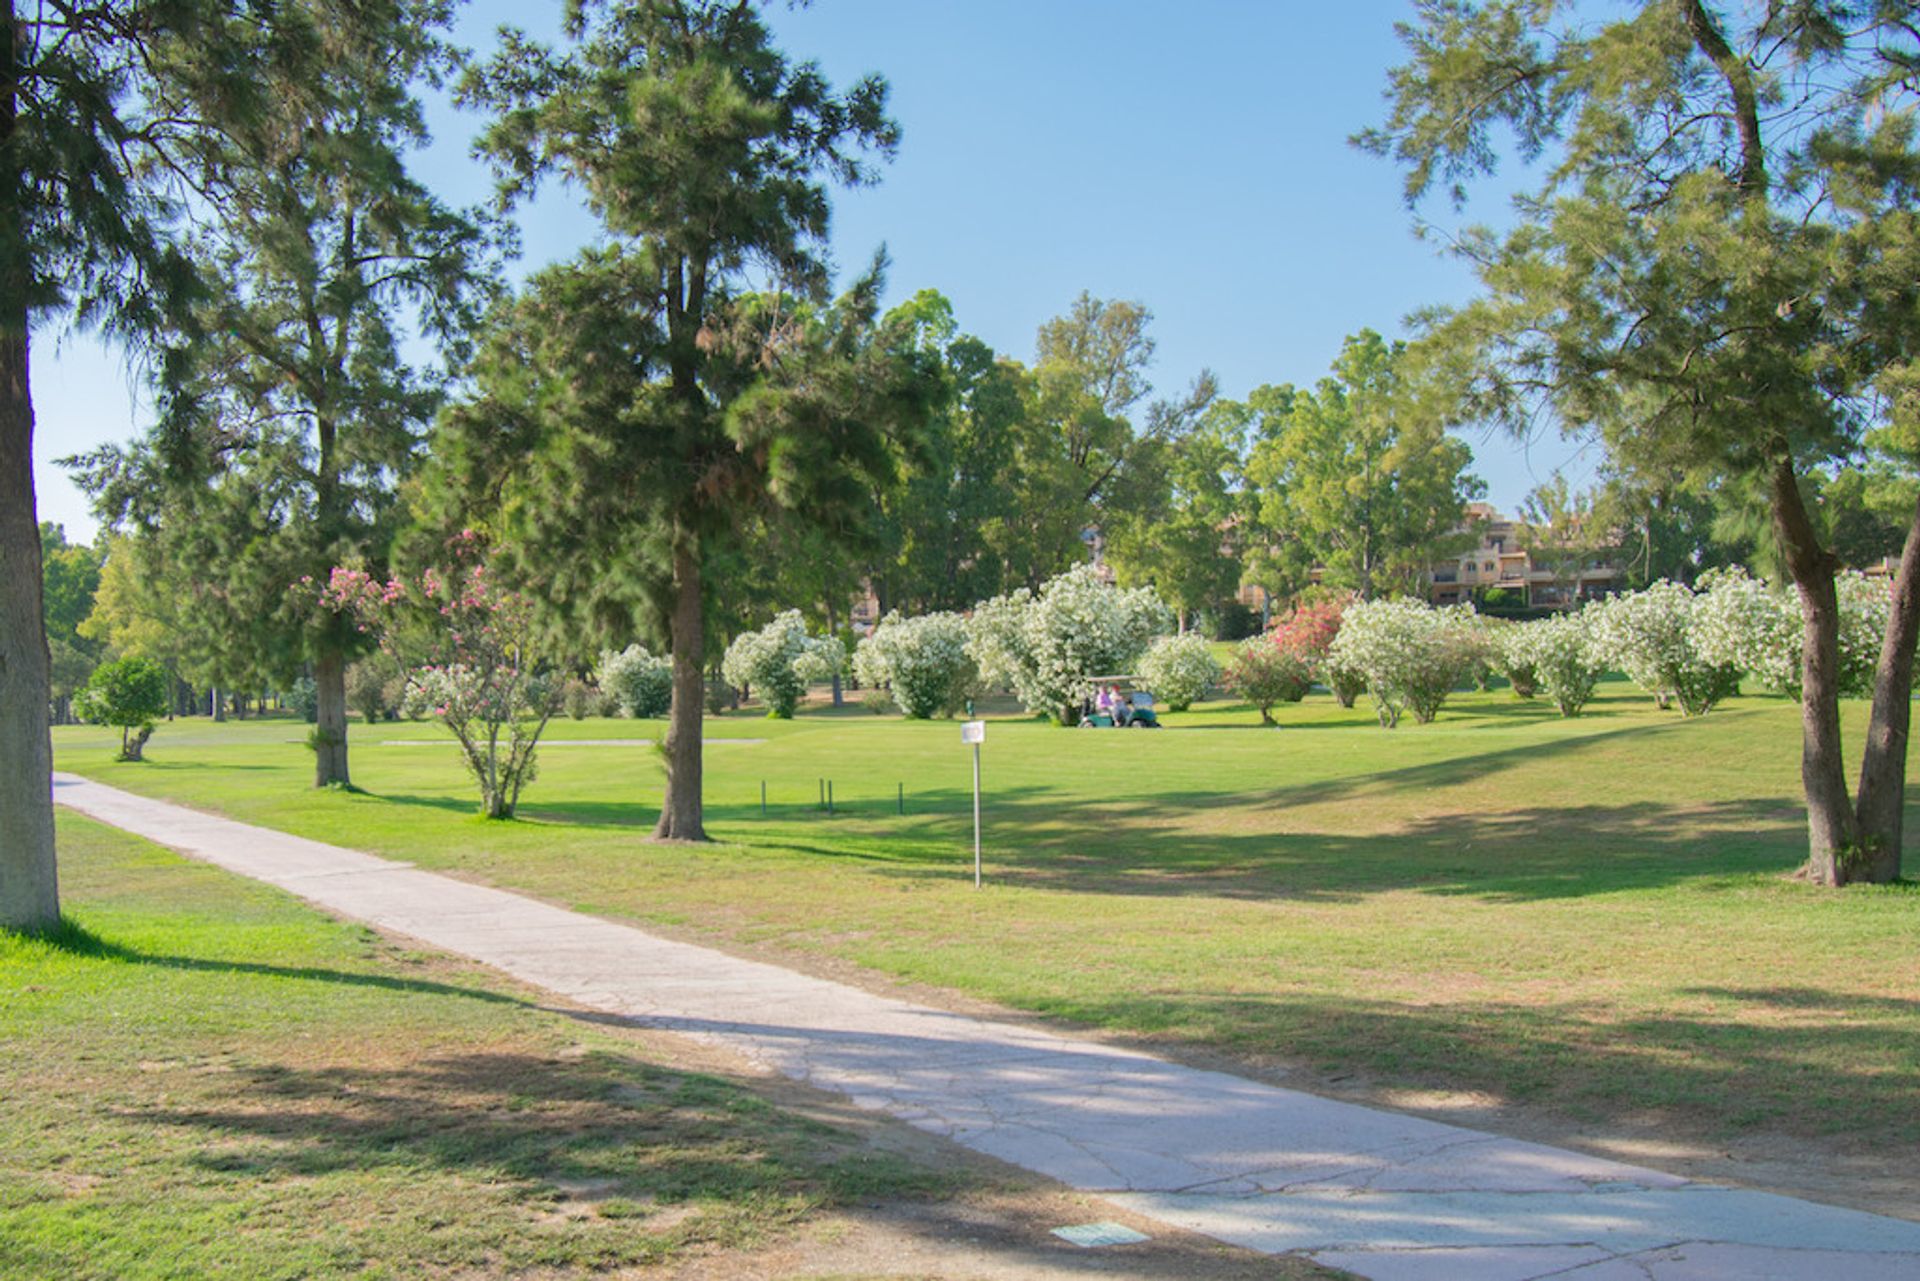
[0,815,975,1280]
[49,682,1920,1178]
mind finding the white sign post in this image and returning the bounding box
[961,720,985,887]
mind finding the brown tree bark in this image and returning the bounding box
[824,594,843,708]
[1852,491,1920,883]
[311,648,351,788]
[0,325,59,931]
[653,537,706,841]
[1768,459,1859,883]
[0,0,58,929]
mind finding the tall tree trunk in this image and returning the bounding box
[311,648,351,787]
[211,685,225,722]
[1853,491,1920,883]
[824,595,843,708]
[1769,459,1857,883]
[654,537,706,841]
[0,0,58,929]
[0,321,59,931]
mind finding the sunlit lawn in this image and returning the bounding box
[0,816,968,1280]
[50,680,1920,1166]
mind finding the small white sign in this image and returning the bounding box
[960,720,986,745]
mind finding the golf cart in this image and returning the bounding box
[1079,675,1161,728]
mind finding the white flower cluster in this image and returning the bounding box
[1492,622,1539,698]
[1441,603,1501,691]
[1504,612,1604,717]
[722,610,845,718]
[1586,579,1738,715]
[1688,569,1799,697]
[966,564,1173,722]
[1328,597,1477,727]
[596,643,673,718]
[1138,633,1222,711]
[1837,571,1894,694]
[1690,567,1889,700]
[852,611,975,718]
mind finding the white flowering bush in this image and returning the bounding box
[596,643,673,718]
[1324,652,1367,707]
[1138,633,1221,711]
[1588,580,1737,715]
[966,564,1173,723]
[1689,569,1798,697]
[1691,567,1890,700]
[1837,571,1894,695]
[1442,603,1499,691]
[722,611,846,718]
[1507,613,1604,717]
[852,611,975,718]
[1493,622,1540,698]
[1327,597,1475,728]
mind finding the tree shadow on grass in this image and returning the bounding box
[524,713,1683,834]
[25,919,527,1006]
[123,1046,959,1268]
[720,794,1811,902]
[1039,985,1920,1163]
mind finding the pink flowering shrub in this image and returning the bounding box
[302,532,561,818]
[1268,599,1343,662]
[1266,597,1363,706]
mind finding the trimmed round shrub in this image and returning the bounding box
[1494,622,1540,698]
[852,611,975,718]
[286,675,319,723]
[346,656,404,724]
[1507,613,1604,717]
[1138,633,1221,712]
[75,656,170,760]
[1691,566,1890,701]
[1588,580,1737,715]
[966,565,1171,724]
[722,612,844,718]
[598,644,673,718]
[1328,598,1476,728]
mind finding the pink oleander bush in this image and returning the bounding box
[301,531,561,817]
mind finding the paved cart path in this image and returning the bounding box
[54,773,1920,1281]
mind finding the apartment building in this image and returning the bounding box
[1429,502,1620,608]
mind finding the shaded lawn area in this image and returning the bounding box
[51,684,1920,1170]
[0,816,976,1281]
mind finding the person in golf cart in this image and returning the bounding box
[1080,675,1160,728]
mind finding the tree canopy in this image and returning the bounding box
[1246,330,1483,600]
[446,0,935,839]
[1363,0,1920,882]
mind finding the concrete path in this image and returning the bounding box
[54,773,1920,1281]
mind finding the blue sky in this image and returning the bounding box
[30,0,1595,543]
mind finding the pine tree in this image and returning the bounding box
[449,0,933,839]
[78,0,489,790]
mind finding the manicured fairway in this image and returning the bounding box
[49,685,1920,1196]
